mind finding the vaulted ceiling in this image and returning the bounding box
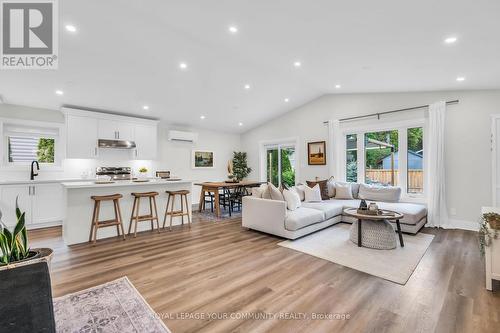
[1,0,499,132]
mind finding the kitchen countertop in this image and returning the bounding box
[61,179,192,189]
[0,178,98,186]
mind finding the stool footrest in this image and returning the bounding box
[134,214,159,221]
[97,219,120,226]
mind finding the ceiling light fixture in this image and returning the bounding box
[65,25,77,33]
[293,61,301,68]
[200,115,206,120]
[238,122,243,126]
[179,62,188,70]
[284,98,290,103]
[456,76,466,82]
[55,90,64,95]
[444,36,458,44]
[335,84,341,89]
[244,84,251,90]
[143,105,149,110]
[228,26,238,34]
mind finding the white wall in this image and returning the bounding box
[241,90,500,228]
[0,104,241,205]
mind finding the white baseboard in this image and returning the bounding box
[445,218,479,231]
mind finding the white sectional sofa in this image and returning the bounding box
[242,183,427,240]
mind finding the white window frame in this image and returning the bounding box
[339,119,427,202]
[0,118,66,171]
[259,137,299,185]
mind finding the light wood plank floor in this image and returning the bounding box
[29,214,500,333]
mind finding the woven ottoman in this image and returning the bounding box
[349,219,397,250]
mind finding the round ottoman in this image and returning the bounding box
[349,219,397,250]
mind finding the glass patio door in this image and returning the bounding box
[266,144,296,187]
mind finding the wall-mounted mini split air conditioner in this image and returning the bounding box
[167,130,198,143]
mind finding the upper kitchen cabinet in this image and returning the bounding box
[98,119,135,141]
[66,114,98,159]
[62,108,159,160]
[134,123,158,160]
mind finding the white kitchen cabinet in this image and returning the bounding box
[0,185,31,227]
[134,123,158,160]
[32,184,63,225]
[98,119,135,141]
[66,114,98,159]
[0,184,63,228]
[483,207,500,291]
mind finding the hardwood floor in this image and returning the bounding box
[29,215,500,333]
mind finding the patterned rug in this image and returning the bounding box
[53,277,170,333]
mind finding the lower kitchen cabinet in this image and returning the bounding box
[0,183,63,229]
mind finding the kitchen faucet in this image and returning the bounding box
[30,160,40,180]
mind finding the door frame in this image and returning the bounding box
[491,114,500,206]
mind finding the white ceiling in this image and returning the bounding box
[1,0,499,133]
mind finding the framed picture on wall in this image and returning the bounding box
[192,150,215,168]
[307,141,326,165]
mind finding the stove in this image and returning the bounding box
[96,167,132,180]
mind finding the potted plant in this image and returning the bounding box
[478,212,499,256]
[232,151,252,182]
[0,198,55,332]
[138,166,148,178]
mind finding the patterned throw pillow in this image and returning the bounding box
[306,180,329,200]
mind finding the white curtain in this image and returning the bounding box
[327,120,341,179]
[427,101,449,228]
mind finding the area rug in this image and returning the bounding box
[278,223,434,285]
[53,277,170,333]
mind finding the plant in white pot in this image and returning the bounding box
[0,198,55,332]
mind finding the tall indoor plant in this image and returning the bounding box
[0,198,33,264]
[232,151,252,182]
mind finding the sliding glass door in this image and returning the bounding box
[265,144,296,187]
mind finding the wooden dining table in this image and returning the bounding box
[194,181,265,217]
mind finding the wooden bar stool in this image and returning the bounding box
[163,190,191,231]
[128,191,160,237]
[89,194,126,245]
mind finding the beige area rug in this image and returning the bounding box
[53,277,170,333]
[278,223,434,285]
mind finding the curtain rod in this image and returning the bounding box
[323,99,459,124]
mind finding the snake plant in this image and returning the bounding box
[0,197,30,265]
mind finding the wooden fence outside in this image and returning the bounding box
[365,169,423,192]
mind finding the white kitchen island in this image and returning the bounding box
[61,179,192,245]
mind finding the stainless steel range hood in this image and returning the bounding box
[98,139,136,149]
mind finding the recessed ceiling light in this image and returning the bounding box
[179,62,188,70]
[55,90,64,95]
[65,25,77,33]
[142,105,149,110]
[200,115,206,120]
[228,26,238,34]
[335,84,341,89]
[284,98,290,103]
[444,36,458,44]
[238,122,243,126]
[293,61,302,68]
[244,84,251,90]
[456,76,466,82]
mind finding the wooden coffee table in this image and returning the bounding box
[343,208,405,248]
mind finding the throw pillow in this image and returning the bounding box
[251,186,264,198]
[335,182,353,199]
[327,177,336,198]
[261,184,272,199]
[293,184,306,201]
[268,183,285,201]
[335,181,360,198]
[306,180,329,200]
[304,184,322,202]
[358,184,402,202]
[283,188,302,211]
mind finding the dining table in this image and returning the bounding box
[194,180,266,217]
